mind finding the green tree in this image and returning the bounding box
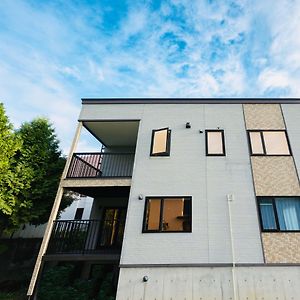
[16,118,73,226]
[0,103,32,233]
[0,103,73,233]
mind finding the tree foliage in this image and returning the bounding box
[16,118,73,225]
[0,104,33,232]
[0,103,73,233]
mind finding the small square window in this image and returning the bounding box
[143,197,192,233]
[205,130,225,156]
[248,130,291,156]
[150,128,171,156]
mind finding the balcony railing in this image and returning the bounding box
[47,220,122,255]
[66,152,134,178]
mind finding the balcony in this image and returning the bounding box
[47,212,126,258]
[66,152,135,179]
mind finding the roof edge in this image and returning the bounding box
[81,98,300,104]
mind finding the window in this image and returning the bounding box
[258,197,300,231]
[205,130,225,156]
[143,197,192,232]
[98,208,127,247]
[150,128,171,156]
[248,130,291,155]
[74,208,84,220]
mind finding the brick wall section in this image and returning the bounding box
[244,104,300,263]
[262,233,300,263]
[251,156,300,196]
[243,104,285,129]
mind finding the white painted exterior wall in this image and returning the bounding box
[80,103,264,265]
[282,104,300,179]
[59,195,93,220]
[61,101,300,300]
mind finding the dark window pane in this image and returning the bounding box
[146,199,161,230]
[275,198,300,231]
[259,199,277,230]
[74,208,84,220]
[115,209,127,246]
[99,208,124,247]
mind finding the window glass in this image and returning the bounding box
[99,208,127,247]
[206,131,225,155]
[275,198,300,231]
[263,132,290,155]
[74,208,84,220]
[146,199,161,230]
[249,132,264,154]
[144,197,192,232]
[162,198,185,231]
[259,199,277,230]
[151,128,170,156]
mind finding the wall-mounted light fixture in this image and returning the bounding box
[138,194,144,200]
[186,122,191,129]
[199,130,203,134]
[143,276,149,282]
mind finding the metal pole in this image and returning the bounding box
[27,122,82,297]
[227,194,238,300]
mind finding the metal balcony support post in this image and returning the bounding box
[27,122,83,298]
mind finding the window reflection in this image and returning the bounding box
[263,132,290,155]
[144,197,192,232]
[151,128,171,156]
[206,130,225,156]
[249,132,264,154]
[248,130,290,155]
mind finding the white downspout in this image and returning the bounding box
[227,194,238,300]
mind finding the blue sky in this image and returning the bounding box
[1,0,300,152]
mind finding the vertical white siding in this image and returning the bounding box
[281,104,300,181]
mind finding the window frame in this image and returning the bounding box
[150,127,171,157]
[247,130,291,156]
[205,129,226,156]
[257,196,300,232]
[142,196,192,233]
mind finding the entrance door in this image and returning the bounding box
[98,208,127,248]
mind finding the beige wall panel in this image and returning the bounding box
[243,104,285,129]
[251,156,300,196]
[262,233,300,263]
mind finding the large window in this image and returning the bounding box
[205,130,225,156]
[150,128,171,156]
[258,197,300,232]
[248,130,291,156]
[143,197,192,233]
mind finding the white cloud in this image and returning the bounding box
[1,0,300,155]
